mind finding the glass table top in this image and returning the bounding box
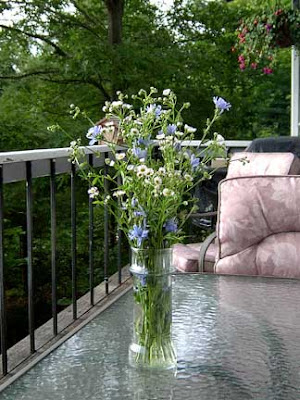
[1,274,300,400]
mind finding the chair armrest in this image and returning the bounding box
[198,231,217,272]
[189,211,218,219]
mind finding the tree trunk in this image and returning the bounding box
[105,0,124,45]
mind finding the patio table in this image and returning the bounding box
[1,273,300,400]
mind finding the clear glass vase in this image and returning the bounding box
[129,247,177,370]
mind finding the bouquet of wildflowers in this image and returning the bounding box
[71,87,230,251]
[235,7,300,75]
[71,87,230,368]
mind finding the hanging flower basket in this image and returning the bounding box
[235,7,300,75]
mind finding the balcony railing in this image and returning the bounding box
[0,140,250,380]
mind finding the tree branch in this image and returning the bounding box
[41,76,111,101]
[70,0,98,25]
[0,24,69,57]
[0,69,59,80]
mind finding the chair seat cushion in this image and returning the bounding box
[173,242,217,273]
[186,242,217,263]
[173,244,199,272]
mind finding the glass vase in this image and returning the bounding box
[129,247,177,370]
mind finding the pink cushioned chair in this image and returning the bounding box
[173,152,300,278]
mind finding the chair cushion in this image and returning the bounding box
[186,242,217,263]
[173,244,199,272]
[173,242,217,273]
[227,152,300,178]
[215,175,300,278]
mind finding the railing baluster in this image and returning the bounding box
[104,152,109,295]
[71,163,77,320]
[50,159,57,336]
[0,165,7,375]
[117,174,122,285]
[26,161,35,353]
[88,154,94,306]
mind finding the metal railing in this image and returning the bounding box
[0,140,250,377]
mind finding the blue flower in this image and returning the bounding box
[132,146,148,160]
[131,197,138,207]
[174,142,182,152]
[136,272,148,286]
[166,124,177,135]
[146,104,162,118]
[86,125,102,145]
[155,105,162,118]
[129,225,149,247]
[134,206,146,218]
[213,97,231,113]
[190,154,200,171]
[164,218,178,232]
[137,135,152,147]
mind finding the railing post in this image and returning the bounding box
[117,174,122,285]
[88,154,94,306]
[26,161,35,353]
[291,0,300,136]
[104,152,109,295]
[0,165,7,375]
[50,159,57,336]
[71,162,77,320]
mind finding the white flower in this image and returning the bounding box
[116,153,126,160]
[127,164,135,171]
[88,187,99,199]
[156,133,165,140]
[111,101,123,108]
[175,131,184,137]
[163,89,171,96]
[165,135,174,142]
[158,167,166,175]
[216,134,225,144]
[70,140,77,147]
[184,174,193,182]
[130,128,139,135]
[162,188,175,197]
[104,195,111,204]
[154,176,162,186]
[113,190,126,197]
[184,124,197,134]
[146,168,154,176]
[105,158,115,167]
[183,201,188,206]
[144,179,151,185]
[122,103,132,109]
[136,165,148,176]
[102,106,108,112]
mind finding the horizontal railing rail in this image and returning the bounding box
[0,140,250,378]
[0,141,250,183]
